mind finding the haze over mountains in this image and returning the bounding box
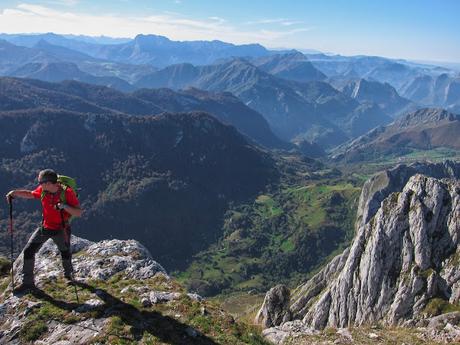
[0,32,269,68]
[1,32,459,155]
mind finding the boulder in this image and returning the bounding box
[255,284,291,328]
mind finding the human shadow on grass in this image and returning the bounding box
[31,282,219,345]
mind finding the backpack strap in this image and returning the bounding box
[60,184,68,204]
[59,184,70,229]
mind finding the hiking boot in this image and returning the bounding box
[13,283,37,295]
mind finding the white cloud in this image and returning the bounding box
[281,20,304,26]
[0,3,313,48]
[246,18,305,27]
[43,0,80,6]
[208,16,226,24]
[246,18,287,25]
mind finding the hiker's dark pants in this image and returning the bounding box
[22,227,72,285]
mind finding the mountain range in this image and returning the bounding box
[308,52,459,109]
[135,57,396,148]
[0,33,270,68]
[0,76,356,297]
[2,33,460,154]
[0,77,287,149]
[331,108,460,162]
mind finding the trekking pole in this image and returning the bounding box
[7,196,14,292]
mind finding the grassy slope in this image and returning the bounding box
[176,175,361,297]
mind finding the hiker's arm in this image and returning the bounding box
[57,203,83,217]
[5,190,35,200]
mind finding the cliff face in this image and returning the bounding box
[356,160,460,229]
[297,173,460,329]
[258,161,460,335]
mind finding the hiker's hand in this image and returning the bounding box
[5,191,15,203]
[56,202,68,210]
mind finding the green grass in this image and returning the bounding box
[177,179,361,297]
[19,317,48,341]
[280,238,295,252]
[255,195,284,218]
[423,298,460,317]
[286,183,359,231]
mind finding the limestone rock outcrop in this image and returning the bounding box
[0,236,169,344]
[259,161,460,338]
[255,284,291,328]
[11,236,167,286]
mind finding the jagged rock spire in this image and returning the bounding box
[259,161,460,332]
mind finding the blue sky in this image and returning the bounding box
[0,0,459,62]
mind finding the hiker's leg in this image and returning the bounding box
[52,228,73,278]
[22,227,48,285]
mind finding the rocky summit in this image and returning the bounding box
[257,161,460,344]
[0,236,267,345]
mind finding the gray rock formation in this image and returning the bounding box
[298,173,459,328]
[258,161,460,343]
[10,236,167,286]
[255,284,291,328]
[0,236,170,344]
[261,320,319,345]
[356,160,460,228]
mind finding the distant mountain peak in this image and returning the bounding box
[251,51,326,82]
[133,34,172,44]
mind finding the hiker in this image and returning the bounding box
[5,169,82,293]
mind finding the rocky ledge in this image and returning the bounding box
[0,236,265,344]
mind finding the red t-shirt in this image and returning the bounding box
[32,185,80,230]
